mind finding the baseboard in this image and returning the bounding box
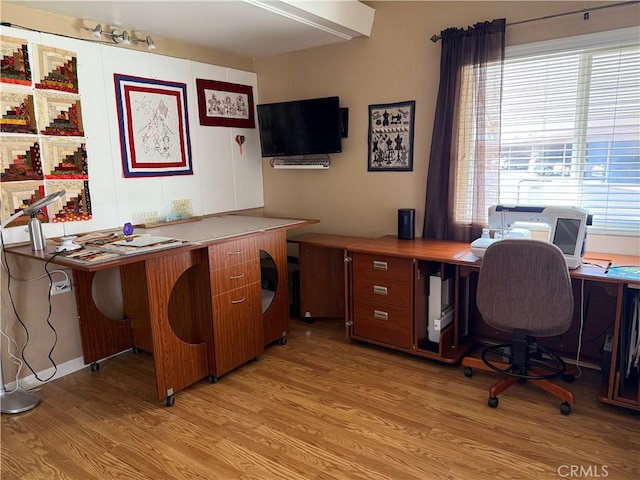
[5,348,133,392]
[4,356,87,392]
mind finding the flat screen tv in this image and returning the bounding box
[257,96,342,157]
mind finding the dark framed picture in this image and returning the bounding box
[368,100,415,171]
[196,79,255,128]
[114,74,193,178]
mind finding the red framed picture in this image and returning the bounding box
[114,74,193,178]
[196,79,255,128]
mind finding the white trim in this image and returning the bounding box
[507,26,640,58]
[5,349,130,391]
[5,356,86,391]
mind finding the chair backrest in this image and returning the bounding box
[476,239,574,337]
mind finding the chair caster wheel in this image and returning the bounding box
[278,337,287,345]
[488,397,499,408]
[562,373,575,383]
[164,395,174,407]
[208,375,218,383]
[90,362,100,372]
[560,402,571,415]
[464,366,473,377]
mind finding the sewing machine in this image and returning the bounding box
[470,205,590,269]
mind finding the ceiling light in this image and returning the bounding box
[87,23,102,39]
[82,20,155,53]
[112,30,131,45]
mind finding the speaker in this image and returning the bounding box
[340,108,349,138]
[398,208,415,240]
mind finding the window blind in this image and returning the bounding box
[458,27,640,234]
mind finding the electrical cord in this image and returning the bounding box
[573,279,586,379]
[1,232,61,382]
[581,261,606,269]
[1,328,24,393]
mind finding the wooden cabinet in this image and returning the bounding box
[351,253,414,349]
[299,244,347,318]
[208,235,263,380]
[599,284,640,410]
[259,230,290,346]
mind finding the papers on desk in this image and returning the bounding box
[56,247,122,264]
[52,233,186,263]
[103,234,184,254]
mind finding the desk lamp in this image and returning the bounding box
[0,189,65,414]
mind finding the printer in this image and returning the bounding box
[470,205,590,269]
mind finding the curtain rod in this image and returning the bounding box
[430,0,639,42]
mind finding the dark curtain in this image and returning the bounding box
[423,19,506,241]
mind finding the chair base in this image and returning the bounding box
[462,355,576,411]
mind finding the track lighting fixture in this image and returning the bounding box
[112,30,130,45]
[88,23,102,39]
[146,35,156,51]
[84,22,154,52]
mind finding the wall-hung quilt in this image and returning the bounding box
[1,36,92,226]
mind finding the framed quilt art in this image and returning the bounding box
[367,100,415,172]
[196,79,255,128]
[114,74,193,177]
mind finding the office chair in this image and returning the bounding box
[461,239,576,415]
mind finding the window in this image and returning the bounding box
[459,27,639,234]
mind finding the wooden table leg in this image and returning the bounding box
[122,249,210,402]
[72,269,134,364]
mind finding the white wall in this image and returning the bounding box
[1,25,263,244]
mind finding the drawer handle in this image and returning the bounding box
[228,250,243,256]
[373,285,388,295]
[373,260,388,270]
[373,310,388,321]
[230,272,245,279]
[231,297,246,304]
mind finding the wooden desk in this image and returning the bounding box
[6,215,314,405]
[289,233,640,411]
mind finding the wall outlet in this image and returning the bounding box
[51,280,72,295]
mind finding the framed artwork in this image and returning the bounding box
[196,79,255,128]
[114,74,193,178]
[367,100,415,172]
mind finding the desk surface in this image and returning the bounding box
[289,233,640,284]
[7,215,316,272]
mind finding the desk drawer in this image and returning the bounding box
[209,236,259,270]
[212,283,263,376]
[352,299,412,349]
[211,261,260,294]
[352,253,413,282]
[353,275,411,307]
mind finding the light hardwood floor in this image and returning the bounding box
[2,318,639,480]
